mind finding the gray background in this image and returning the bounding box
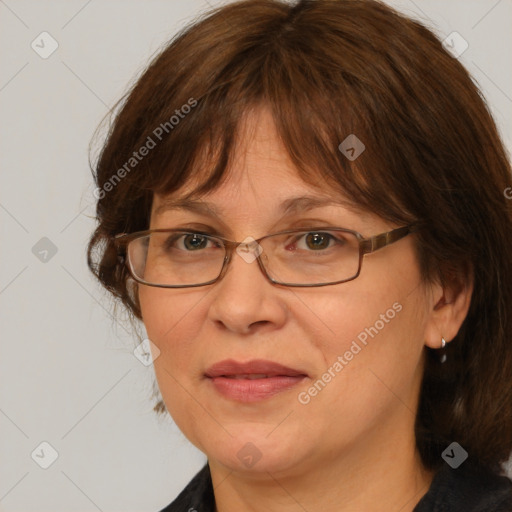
[0,1,511,511]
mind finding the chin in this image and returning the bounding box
[202,429,308,475]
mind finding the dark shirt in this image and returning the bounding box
[159,461,512,512]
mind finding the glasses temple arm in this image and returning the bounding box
[360,225,415,254]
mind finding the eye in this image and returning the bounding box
[183,233,209,250]
[164,233,219,251]
[291,231,343,251]
[304,232,331,250]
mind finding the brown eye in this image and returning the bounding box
[304,232,332,250]
[182,234,209,250]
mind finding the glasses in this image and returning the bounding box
[113,225,416,288]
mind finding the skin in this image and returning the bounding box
[139,107,473,512]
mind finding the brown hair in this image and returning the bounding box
[87,0,512,473]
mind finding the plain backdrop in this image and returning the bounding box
[0,1,511,511]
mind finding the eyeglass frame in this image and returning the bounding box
[113,224,418,288]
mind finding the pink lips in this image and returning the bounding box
[205,359,308,402]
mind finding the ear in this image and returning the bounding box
[424,264,473,349]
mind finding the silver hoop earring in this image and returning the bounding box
[440,337,447,363]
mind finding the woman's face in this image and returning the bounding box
[139,108,440,476]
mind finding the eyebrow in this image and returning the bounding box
[153,194,352,218]
[154,198,221,217]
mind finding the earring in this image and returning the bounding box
[440,337,447,363]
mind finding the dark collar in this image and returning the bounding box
[160,461,512,512]
[413,460,512,511]
[159,463,214,512]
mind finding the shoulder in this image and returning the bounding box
[158,463,214,512]
[414,460,512,512]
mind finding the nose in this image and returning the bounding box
[206,242,288,335]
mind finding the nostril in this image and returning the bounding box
[250,320,270,329]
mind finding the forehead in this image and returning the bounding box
[152,193,358,218]
[152,107,357,212]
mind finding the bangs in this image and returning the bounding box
[117,13,419,229]
[93,0,489,242]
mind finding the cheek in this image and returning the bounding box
[139,288,210,432]
[296,300,426,443]
[139,288,207,360]
[296,260,427,411]
[300,282,403,360]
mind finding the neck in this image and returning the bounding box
[209,422,435,512]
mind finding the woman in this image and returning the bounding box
[87,0,512,510]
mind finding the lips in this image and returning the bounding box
[204,359,307,379]
[224,374,274,379]
[205,359,308,402]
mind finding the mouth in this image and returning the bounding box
[205,358,308,378]
[205,359,308,402]
[221,374,288,379]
